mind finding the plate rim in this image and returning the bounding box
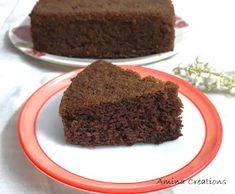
[18,66,222,193]
[9,16,188,67]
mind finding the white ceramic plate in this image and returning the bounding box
[18,66,222,193]
[9,16,189,67]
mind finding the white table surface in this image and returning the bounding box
[0,0,234,193]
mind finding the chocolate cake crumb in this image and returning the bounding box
[59,60,183,146]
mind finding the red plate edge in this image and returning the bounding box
[18,66,222,194]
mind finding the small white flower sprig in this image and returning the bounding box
[173,57,235,93]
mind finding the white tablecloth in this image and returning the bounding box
[0,0,234,193]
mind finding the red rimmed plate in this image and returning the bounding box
[18,66,222,194]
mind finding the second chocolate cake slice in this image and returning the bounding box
[30,0,175,58]
[59,60,183,146]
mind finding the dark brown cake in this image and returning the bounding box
[30,0,175,58]
[59,60,183,146]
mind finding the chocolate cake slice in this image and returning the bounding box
[30,0,175,58]
[59,60,183,146]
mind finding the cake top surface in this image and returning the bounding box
[32,0,173,17]
[60,60,178,112]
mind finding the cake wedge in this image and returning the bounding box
[59,60,183,146]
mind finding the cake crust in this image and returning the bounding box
[60,60,183,146]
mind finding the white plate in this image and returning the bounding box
[18,66,222,193]
[9,16,189,67]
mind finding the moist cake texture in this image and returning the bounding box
[59,60,183,146]
[30,0,175,58]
